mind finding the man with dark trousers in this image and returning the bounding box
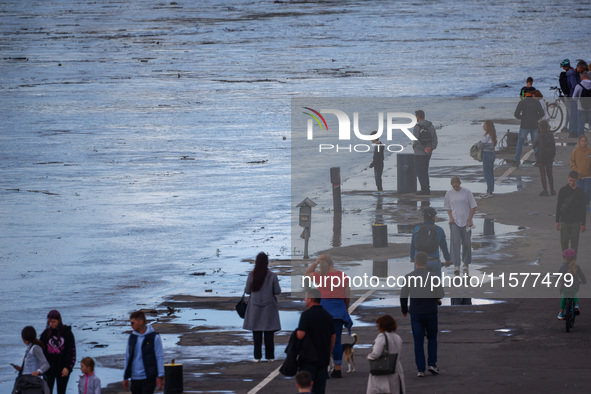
[297,289,335,394]
[555,170,587,253]
[401,252,444,378]
[412,110,438,195]
[369,131,385,195]
[513,89,545,166]
[123,311,164,394]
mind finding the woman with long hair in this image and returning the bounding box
[12,326,51,394]
[40,310,76,394]
[305,254,352,378]
[533,120,557,196]
[477,120,497,198]
[242,252,281,362]
[366,315,405,394]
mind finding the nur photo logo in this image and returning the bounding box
[303,107,418,153]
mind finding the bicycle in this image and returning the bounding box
[564,297,576,332]
[547,86,566,133]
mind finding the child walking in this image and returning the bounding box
[78,357,101,394]
[557,249,587,320]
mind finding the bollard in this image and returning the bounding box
[484,218,495,236]
[330,167,342,215]
[397,153,417,193]
[164,360,183,394]
[372,260,388,278]
[372,224,388,247]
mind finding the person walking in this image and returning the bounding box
[443,176,477,276]
[477,120,497,198]
[400,252,444,378]
[513,89,545,166]
[572,71,591,139]
[369,131,385,195]
[304,254,352,378]
[12,326,51,394]
[569,135,591,210]
[533,120,557,196]
[555,170,587,253]
[366,314,405,394]
[242,251,281,362]
[40,310,76,394]
[123,311,164,394]
[296,288,336,394]
[410,207,452,278]
[412,110,438,195]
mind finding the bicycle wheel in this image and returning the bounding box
[547,102,563,133]
[565,298,573,332]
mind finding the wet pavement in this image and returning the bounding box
[97,129,591,393]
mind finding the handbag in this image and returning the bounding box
[470,143,482,162]
[235,291,247,318]
[369,333,398,376]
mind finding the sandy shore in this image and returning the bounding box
[101,126,591,394]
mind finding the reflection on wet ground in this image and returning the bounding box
[360,298,504,308]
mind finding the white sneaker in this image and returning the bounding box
[253,359,261,363]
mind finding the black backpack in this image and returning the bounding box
[579,83,591,110]
[415,223,438,254]
[418,127,432,147]
[559,71,570,97]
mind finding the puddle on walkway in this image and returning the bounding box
[494,327,523,337]
[162,307,372,332]
[360,298,504,308]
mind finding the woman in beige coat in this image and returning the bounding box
[367,315,405,394]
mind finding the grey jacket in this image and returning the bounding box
[242,270,281,331]
[78,373,101,394]
[412,120,438,156]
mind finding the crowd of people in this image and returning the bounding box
[12,310,100,394]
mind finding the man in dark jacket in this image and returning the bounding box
[123,311,165,394]
[369,131,385,195]
[513,90,545,166]
[555,170,587,252]
[401,252,445,377]
[296,289,335,394]
[412,110,438,195]
[410,207,452,278]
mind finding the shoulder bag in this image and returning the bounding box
[470,142,482,162]
[369,333,398,376]
[235,291,248,318]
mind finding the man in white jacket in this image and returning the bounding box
[572,71,591,138]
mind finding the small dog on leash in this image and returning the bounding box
[329,333,358,373]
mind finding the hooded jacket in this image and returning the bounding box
[40,325,76,374]
[124,324,164,380]
[572,79,591,111]
[570,145,591,178]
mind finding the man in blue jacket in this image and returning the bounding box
[123,311,165,394]
[401,252,445,377]
[410,207,452,277]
